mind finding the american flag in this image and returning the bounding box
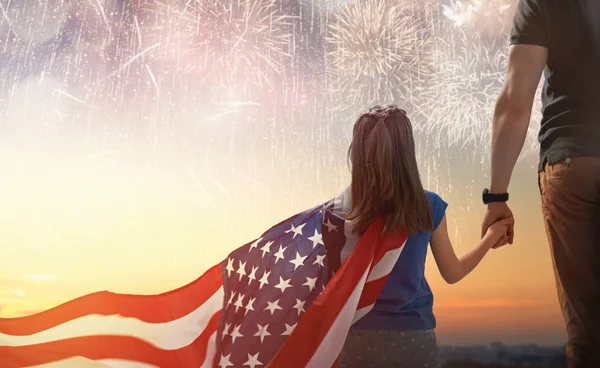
[0,202,408,367]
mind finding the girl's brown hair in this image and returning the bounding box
[346,104,433,235]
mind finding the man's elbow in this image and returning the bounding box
[494,91,533,124]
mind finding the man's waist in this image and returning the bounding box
[539,136,600,172]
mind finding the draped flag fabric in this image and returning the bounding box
[0,202,408,368]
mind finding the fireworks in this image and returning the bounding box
[417,32,504,151]
[140,0,292,95]
[0,0,544,194]
[5,0,70,44]
[306,0,353,14]
[325,0,428,110]
[416,31,540,159]
[442,0,516,39]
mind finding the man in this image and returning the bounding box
[480,0,600,366]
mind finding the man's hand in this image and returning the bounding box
[481,202,514,248]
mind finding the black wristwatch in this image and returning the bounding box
[482,188,509,204]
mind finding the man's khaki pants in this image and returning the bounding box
[540,157,600,367]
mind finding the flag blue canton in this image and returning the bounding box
[216,203,345,368]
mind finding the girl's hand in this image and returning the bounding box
[483,217,514,248]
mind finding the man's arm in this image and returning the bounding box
[489,44,547,194]
[482,0,549,246]
[481,44,547,245]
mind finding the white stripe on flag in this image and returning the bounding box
[25,357,158,368]
[352,305,373,325]
[0,287,224,351]
[200,331,218,368]
[305,265,371,368]
[97,360,158,368]
[366,241,406,282]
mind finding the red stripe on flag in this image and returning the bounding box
[268,218,386,367]
[356,232,407,310]
[0,311,221,368]
[0,264,223,336]
[370,232,407,270]
[356,277,388,310]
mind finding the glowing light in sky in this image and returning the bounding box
[13,290,26,297]
[442,0,515,38]
[25,274,59,282]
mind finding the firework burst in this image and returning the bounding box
[140,0,292,94]
[325,0,429,110]
[442,0,516,39]
[416,31,539,159]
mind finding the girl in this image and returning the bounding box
[335,104,512,368]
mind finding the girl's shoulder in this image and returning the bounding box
[423,190,448,230]
[423,190,445,205]
[333,188,446,212]
[332,186,352,217]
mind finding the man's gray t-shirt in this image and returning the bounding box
[511,0,600,171]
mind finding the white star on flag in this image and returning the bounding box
[264,299,282,315]
[230,325,243,343]
[260,241,273,258]
[273,245,287,264]
[285,223,305,239]
[258,270,270,289]
[249,237,263,250]
[227,292,236,307]
[236,260,247,280]
[234,294,245,312]
[324,218,338,232]
[244,353,263,368]
[308,229,324,248]
[226,258,235,277]
[222,323,231,340]
[219,354,234,368]
[248,266,258,284]
[244,298,255,315]
[289,252,307,270]
[313,254,326,267]
[293,299,306,315]
[303,277,317,291]
[254,324,271,343]
[282,323,296,336]
[274,277,292,293]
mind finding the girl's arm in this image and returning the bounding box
[430,214,511,284]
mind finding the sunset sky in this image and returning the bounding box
[0,0,565,347]
[0,143,565,346]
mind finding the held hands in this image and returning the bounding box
[483,216,514,249]
[481,202,514,249]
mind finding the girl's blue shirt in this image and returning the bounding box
[352,190,448,331]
